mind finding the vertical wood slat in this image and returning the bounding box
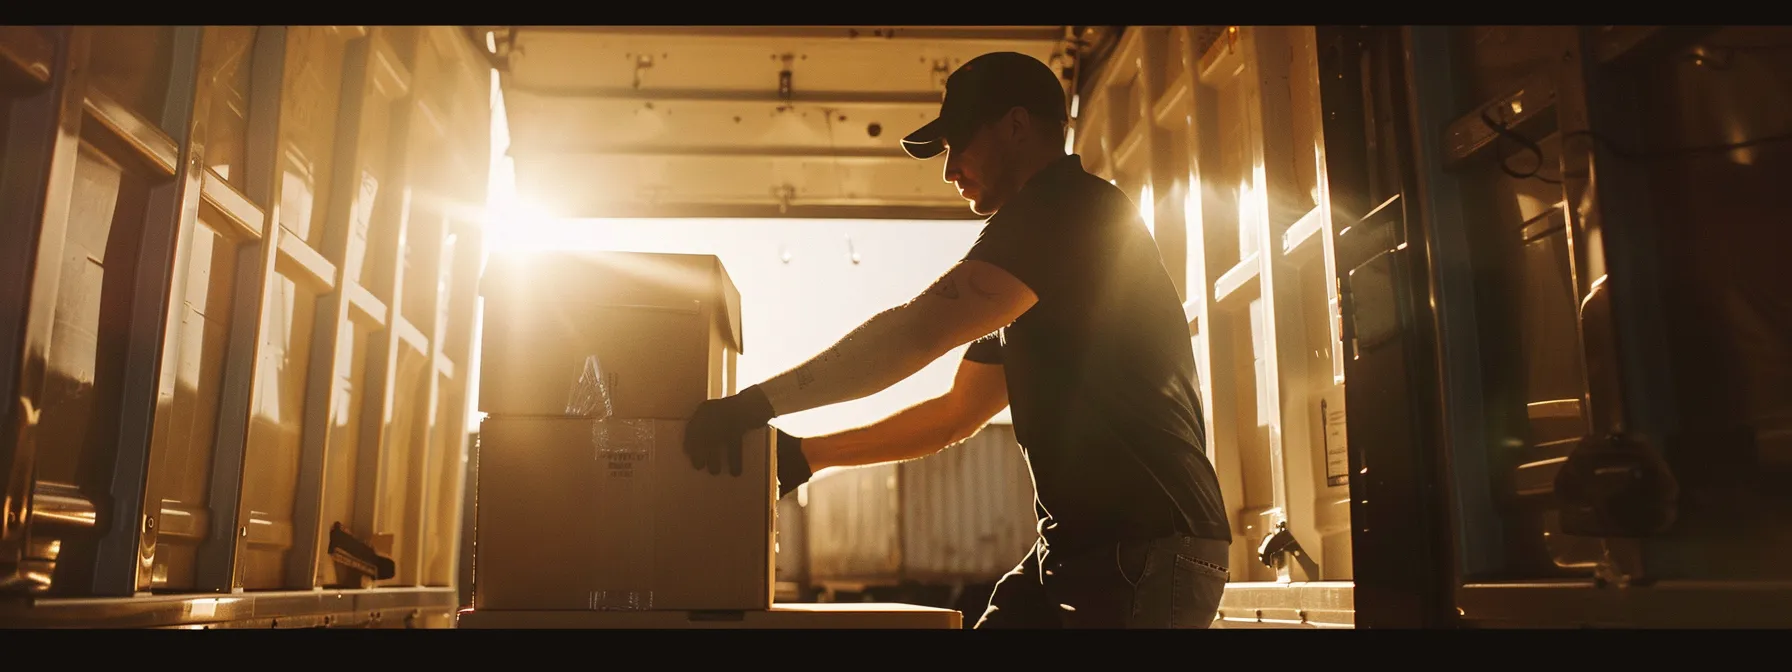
[0,27,92,592]
[1229,27,1293,583]
[131,24,220,594]
[91,26,205,596]
[425,29,493,587]
[352,26,423,587]
[287,32,375,590]
[197,26,289,592]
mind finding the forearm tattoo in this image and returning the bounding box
[761,265,993,415]
[794,349,841,389]
[925,273,960,300]
[762,307,932,415]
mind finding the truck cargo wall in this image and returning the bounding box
[0,25,492,628]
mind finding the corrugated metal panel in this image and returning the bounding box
[773,495,808,590]
[899,424,1036,582]
[803,423,1037,587]
[803,462,901,583]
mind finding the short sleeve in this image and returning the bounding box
[963,331,1004,365]
[962,196,1075,303]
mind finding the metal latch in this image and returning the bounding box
[1257,520,1304,570]
[1554,432,1678,538]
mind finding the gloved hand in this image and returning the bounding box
[775,429,813,499]
[684,385,778,476]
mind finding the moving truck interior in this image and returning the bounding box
[2,25,1788,629]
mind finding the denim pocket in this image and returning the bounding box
[1115,540,1149,588]
[1170,554,1229,628]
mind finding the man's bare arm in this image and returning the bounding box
[800,357,1010,472]
[755,260,1034,417]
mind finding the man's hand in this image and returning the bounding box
[684,385,778,476]
[774,429,813,498]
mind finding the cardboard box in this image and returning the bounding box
[478,250,744,419]
[472,417,776,611]
[456,603,963,629]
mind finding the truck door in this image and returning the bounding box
[1399,25,1792,628]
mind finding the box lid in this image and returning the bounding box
[481,250,745,353]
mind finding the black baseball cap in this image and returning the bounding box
[900,51,1069,160]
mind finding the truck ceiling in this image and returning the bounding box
[471,26,1114,221]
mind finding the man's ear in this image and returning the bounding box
[1004,106,1031,142]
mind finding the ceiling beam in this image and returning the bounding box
[521,200,978,221]
[502,84,942,107]
[508,26,1069,43]
[508,143,914,161]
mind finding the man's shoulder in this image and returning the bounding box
[993,167,1126,229]
[1044,160,1127,202]
[1047,163,1140,224]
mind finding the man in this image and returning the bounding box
[683,51,1231,629]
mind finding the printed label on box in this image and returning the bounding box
[589,418,656,609]
[589,590,654,611]
[594,419,655,479]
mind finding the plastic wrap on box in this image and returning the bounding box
[565,354,615,420]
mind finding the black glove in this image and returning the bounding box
[684,385,778,476]
[775,429,813,499]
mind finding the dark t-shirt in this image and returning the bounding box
[961,154,1230,554]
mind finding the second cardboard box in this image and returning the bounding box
[474,417,777,611]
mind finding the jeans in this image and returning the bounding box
[974,533,1230,629]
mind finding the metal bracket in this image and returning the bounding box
[778,53,794,103]
[632,53,653,90]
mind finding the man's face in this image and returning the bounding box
[941,116,1018,216]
